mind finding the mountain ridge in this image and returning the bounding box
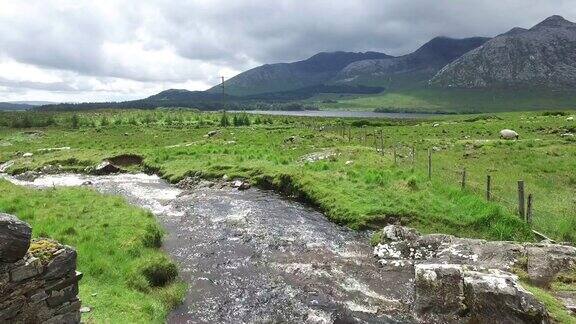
[431,15,576,88]
[32,15,576,113]
[208,51,391,96]
[333,36,489,89]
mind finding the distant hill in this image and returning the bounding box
[36,15,576,113]
[146,89,233,101]
[208,51,391,96]
[0,102,34,111]
[333,36,489,89]
[431,15,576,88]
[9,101,57,106]
[207,37,488,97]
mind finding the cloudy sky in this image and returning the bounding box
[1,0,575,103]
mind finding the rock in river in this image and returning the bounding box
[93,161,121,175]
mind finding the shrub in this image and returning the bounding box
[142,223,163,248]
[140,256,178,287]
[406,176,419,190]
[541,111,568,116]
[220,112,230,127]
[71,114,80,129]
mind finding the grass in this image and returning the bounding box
[522,283,576,323]
[316,88,576,113]
[2,109,575,242]
[0,180,186,323]
[1,108,576,320]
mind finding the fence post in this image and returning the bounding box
[461,168,467,189]
[486,175,491,201]
[526,194,533,225]
[348,127,351,142]
[518,180,525,219]
[379,130,384,155]
[428,149,432,180]
[393,146,397,165]
[411,146,415,167]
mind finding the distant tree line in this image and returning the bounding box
[36,100,320,112]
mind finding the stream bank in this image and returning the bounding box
[3,172,574,323]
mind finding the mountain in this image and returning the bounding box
[209,51,391,96]
[0,102,35,111]
[431,15,576,88]
[8,101,57,106]
[146,89,233,101]
[333,36,489,88]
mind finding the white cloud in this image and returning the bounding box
[0,0,575,102]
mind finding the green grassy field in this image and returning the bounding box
[1,109,575,242]
[1,108,575,321]
[315,88,576,113]
[0,180,185,323]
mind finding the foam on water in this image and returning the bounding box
[4,172,414,322]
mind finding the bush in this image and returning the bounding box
[142,223,163,248]
[140,256,178,287]
[541,111,568,116]
[71,114,80,129]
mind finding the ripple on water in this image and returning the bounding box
[4,172,415,323]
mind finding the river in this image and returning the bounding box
[3,173,415,323]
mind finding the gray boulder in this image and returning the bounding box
[13,171,41,182]
[463,270,549,323]
[413,264,549,323]
[0,213,32,263]
[231,180,251,190]
[205,130,219,138]
[413,264,467,321]
[526,244,576,286]
[375,225,576,286]
[93,161,120,175]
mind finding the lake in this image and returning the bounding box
[243,110,437,119]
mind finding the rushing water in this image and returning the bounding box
[4,173,415,323]
[243,110,435,119]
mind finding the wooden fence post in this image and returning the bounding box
[411,146,415,167]
[526,194,533,224]
[461,168,467,189]
[486,175,491,201]
[393,146,397,165]
[348,127,351,142]
[379,130,384,155]
[518,180,525,219]
[428,149,432,180]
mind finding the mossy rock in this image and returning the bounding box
[28,238,62,263]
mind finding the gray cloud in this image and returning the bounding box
[0,78,76,92]
[1,0,576,101]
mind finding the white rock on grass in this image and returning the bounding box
[499,129,519,140]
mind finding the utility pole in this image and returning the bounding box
[221,76,225,96]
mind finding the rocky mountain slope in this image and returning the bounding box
[210,37,489,96]
[431,15,576,88]
[209,51,391,96]
[334,37,489,88]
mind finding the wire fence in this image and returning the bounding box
[324,125,561,241]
